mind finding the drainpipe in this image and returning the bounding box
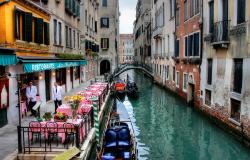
[0,0,10,6]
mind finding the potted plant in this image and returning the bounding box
[42,112,52,121]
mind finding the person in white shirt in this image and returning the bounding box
[26,81,37,116]
[52,82,63,113]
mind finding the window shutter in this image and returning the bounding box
[188,35,193,56]
[35,18,44,44]
[107,18,109,28]
[185,37,188,57]
[23,12,33,42]
[95,21,97,32]
[107,38,109,49]
[100,18,103,28]
[237,0,245,24]
[194,33,200,56]
[14,9,19,39]
[44,22,50,45]
[101,39,104,48]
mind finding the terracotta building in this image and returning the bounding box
[174,0,202,106]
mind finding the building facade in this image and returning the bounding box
[119,34,134,64]
[81,0,100,80]
[133,0,151,64]
[0,0,88,126]
[175,0,202,106]
[98,0,119,75]
[201,0,250,136]
[149,0,176,91]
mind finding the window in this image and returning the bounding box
[176,8,180,26]
[170,0,175,18]
[173,67,175,81]
[209,1,214,33]
[237,0,246,24]
[195,0,200,14]
[102,0,107,7]
[101,38,109,49]
[176,71,179,87]
[175,39,179,57]
[101,18,109,28]
[184,0,189,21]
[190,0,195,17]
[233,59,243,93]
[185,32,200,57]
[58,22,62,45]
[166,66,169,79]
[53,19,57,44]
[183,73,188,91]
[95,21,98,32]
[15,9,48,44]
[207,59,213,85]
[73,30,75,48]
[69,28,72,48]
[155,3,164,28]
[65,26,69,47]
[205,89,212,106]
[56,68,66,85]
[77,32,80,49]
[231,99,241,122]
[85,10,87,26]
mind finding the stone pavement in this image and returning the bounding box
[1,79,95,160]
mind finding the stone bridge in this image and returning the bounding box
[113,63,154,78]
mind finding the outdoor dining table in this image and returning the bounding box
[29,119,85,143]
[57,104,92,117]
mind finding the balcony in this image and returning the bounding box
[212,20,230,48]
[152,26,163,39]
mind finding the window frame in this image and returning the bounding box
[100,17,109,28]
[176,71,180,88]
[183,72,188,92]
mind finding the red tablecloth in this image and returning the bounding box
[29,119,85,143]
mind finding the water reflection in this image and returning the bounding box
[120,70,250,160]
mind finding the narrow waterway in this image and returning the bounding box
[119,70,250,160]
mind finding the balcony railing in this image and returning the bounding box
[212,20,230,45]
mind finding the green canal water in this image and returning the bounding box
[119,70,250,160]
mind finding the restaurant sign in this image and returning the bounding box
[23,61,87,73]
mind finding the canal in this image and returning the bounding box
[119,70,250,160]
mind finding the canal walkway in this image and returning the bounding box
[1,79,95,160]
[120,70,250,160]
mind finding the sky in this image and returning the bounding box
[119,0,137,34]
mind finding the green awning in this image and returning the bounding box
[0,49,17,66]
[18,57,87,73]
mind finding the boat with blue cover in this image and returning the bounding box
[97,100,137,160]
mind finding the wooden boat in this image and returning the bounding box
[97,99,137,160]
[115,79,126,101]
[126,81,138,99]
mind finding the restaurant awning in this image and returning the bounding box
[0,48,17,66]
[18,56,88,73]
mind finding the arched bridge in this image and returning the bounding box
[113,63,154,78]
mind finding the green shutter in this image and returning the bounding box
[77,3,80,17]
[44,22,50,45]
[23,12,33,42]
[65,0,69,10]
[35,18,44,44]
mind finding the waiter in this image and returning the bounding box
[52,82,62,113]
[26,81,37,116]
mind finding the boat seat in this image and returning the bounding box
[121,151,130,160]
[105,129,117,148]
[102,152,115,160]
[117,127,131,148]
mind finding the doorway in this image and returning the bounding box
[187,83,195,106]
[45,70,51,102]
[100,60,111,75]
[70,67,74,89]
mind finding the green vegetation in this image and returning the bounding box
[56,53,84,60]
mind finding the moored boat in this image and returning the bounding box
[115,79,126,101]
[97,100,137,160]
[126,81,138,99]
